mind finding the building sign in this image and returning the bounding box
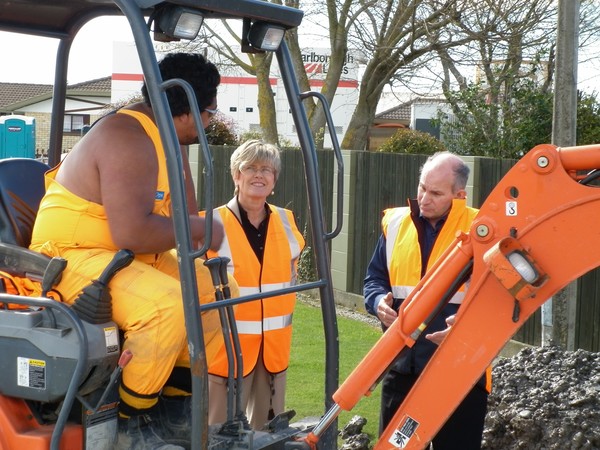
[301,49,359,83]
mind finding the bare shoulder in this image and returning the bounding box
[58,106,157,203]
[91,110,154,161]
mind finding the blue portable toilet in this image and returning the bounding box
[0,115,36,159]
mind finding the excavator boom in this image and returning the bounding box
[301,143,600,450]
[380,143,600,448]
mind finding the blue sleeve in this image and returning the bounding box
[363,233,392,317]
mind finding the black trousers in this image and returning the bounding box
[380,371,488,450]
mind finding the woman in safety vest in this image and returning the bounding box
[206,139,305,430]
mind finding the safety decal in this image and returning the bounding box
[389,416,419,448]
[17,357,46,389]
[104,326,119,353]
[506,201,517,216]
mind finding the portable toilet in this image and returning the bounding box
[0,115,36,159]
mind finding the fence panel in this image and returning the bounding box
[576,269,600,351]
[348,152,427,294]
[198,147,600,351]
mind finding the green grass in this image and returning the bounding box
[286,300,382,445]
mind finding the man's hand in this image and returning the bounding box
[193,214,224,251]
[377,292,397,328]
[425,314,456,345]
[208,218,224,250]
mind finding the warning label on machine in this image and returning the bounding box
[17,357,46,389]
[389,416,419,448]
[104,326,119,353]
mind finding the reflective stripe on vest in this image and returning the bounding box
[235,313,294,334]
[391,285,465,304]
[276,207,302,262]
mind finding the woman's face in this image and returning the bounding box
[233,159,277,203]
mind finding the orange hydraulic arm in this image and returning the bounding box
[297,143,600,450]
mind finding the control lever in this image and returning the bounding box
[80,348,134,413]
[217,257,247,428]
[71,249,135,324]
[40,256,67,328]
[41,256,67,297]
[204,257,235,424]
[204,257,249,433]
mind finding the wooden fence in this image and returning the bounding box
[193,146,600,351]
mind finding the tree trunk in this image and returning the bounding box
[254,53,278,144]
[341,61,386,150]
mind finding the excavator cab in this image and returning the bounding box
[0,0,342,449]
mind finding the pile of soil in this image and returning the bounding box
[482,345,600,450]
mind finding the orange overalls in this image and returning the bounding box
[30,109,231,414]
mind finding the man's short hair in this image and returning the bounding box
[141,52,220,117]
[421,151,470,192]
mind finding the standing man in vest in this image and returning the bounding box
[30,53,236,450]
[206,140,305,430]
[364,152,489,449]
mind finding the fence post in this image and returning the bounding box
[331,149,353,291]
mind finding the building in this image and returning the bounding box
[368,97,449,150]
[0,77,111,157]
[111,42,360,148]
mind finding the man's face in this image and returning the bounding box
[177,99,218,146]
[417,165,464,224]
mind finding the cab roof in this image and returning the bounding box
[0,0,303,39]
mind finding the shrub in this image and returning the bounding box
[378,128,446,155]
[206,115,238,145]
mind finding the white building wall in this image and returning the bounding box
[410,102,449,129]
[111,42,359,148]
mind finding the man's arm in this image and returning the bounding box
[364,234,395,320]
[59,112,220,254]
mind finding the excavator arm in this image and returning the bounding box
[298,143,600,450]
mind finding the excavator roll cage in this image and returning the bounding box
[0,0,343,449]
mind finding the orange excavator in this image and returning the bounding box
[291,143,600,449]
[0,1,344,449]
[1,0,600,449]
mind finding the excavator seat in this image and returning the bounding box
[0,157,49,248]
[0,158,53,278]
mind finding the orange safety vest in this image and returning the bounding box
[382,198,492,392]
[206,198,304,376]
[382,198,478,304]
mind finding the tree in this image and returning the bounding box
[341,0,476,150]
[437,79,553,157]
[437,82,600,157]
[577,91,600,145]
[205,114,238,145]
[432,0,600,157]
[169,0,600,153]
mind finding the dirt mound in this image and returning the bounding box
[482,345,600,450]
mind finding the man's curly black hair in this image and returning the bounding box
[141,52,220,117]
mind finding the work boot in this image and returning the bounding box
[114,414,185,450]
[152,395,193,449]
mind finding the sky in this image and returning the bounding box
[0,17,134,85]
[1,16,599,93]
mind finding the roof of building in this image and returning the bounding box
[0,76,111,111]
[375,97,447,121]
